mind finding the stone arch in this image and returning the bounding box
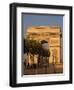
[40,40,48,44]
[40,40,49,50]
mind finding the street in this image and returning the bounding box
[24,63,63,75]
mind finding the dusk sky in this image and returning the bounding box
[22,13,63,34]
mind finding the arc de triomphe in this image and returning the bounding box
[25,26,62,64]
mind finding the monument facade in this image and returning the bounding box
[25,26,62,64]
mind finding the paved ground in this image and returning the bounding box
[24,64,63,75]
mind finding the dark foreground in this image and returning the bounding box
[24,64,63,75]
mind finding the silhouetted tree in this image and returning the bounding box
[24,38,50,67]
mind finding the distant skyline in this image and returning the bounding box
[22,13,63,35]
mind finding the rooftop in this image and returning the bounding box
[27,26,61,33]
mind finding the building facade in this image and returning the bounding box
[25,26,62,65]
